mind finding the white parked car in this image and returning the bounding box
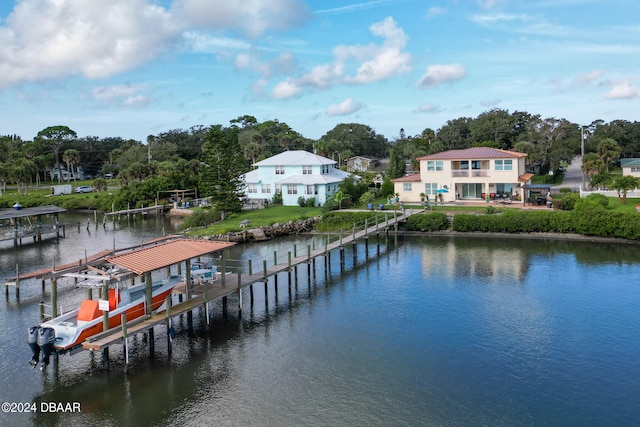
[75,186,93,193]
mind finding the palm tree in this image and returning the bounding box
[63,149,81,182]
[597,138,621,172]
[612,175,639,204]
[334,191,346,210]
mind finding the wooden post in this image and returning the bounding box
[121,312,129,367]
[148,327,154,357]
[203,273,209,326]
[185,259,192,300]
[166,295,173,355]
[221,253,226,287]
[237,272,243,314]
[15,264,20,298]
[51,278,58,318]
[263,260,268,300]
[248,259,254,306]
[145,272,153,316]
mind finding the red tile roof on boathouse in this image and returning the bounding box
[106,239,235,275]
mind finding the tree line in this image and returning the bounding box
[1,109,639,208]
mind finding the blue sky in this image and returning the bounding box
[1,0,639,143]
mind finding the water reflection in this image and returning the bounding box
[2,223,640,426]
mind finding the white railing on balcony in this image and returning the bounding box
[451,170,468,177]
[471,170,489,177]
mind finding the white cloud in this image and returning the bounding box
[272,79,303,99]
[604,79,640,99]
[171,0,311,39]
[418,64,467,89]
[425,7,445,19]
[343,17,411,84]
[92,83,152,106]
[271,16,410,98]
[417,103,439,113]
[123,94,154,107]
[325,97,362,116]
[0,0,179,88]
[184,32,251,52]
[0,0,310,88]
[235,50,296,80]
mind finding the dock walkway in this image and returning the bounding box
[82,208,421,353]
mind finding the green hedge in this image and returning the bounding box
[405,212,449,232]
[449,207,640,240]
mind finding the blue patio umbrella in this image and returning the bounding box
[436,189,448,193]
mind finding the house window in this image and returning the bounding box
[495,160,513,171]
[287,185,297,195]
[427,161,443,171]
[275,184,282,194]
[306,185,317,195]
[424,183,437,195]
[261,184,271,194]
[631,167,640,172]
[403,183,412,192]
[322,164,330,174]
[247,184,257,194]
[302,165,312,175]
[275,165,285,175]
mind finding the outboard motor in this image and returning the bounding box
[27,326,40,368]
[37,327,56,369]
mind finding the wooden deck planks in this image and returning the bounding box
[80,209,417,352]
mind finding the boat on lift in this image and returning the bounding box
[28,272,180,369]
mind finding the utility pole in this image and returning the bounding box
[580,125,585,191]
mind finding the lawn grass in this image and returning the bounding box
[187,205,323,236]
[605,196,640,212]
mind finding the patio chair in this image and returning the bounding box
[366,203,373,210]
[376,204,384,210]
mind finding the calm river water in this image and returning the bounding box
[1,212,640,426]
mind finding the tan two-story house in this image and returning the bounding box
[392,147,534,204]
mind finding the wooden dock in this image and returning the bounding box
[81,208,422,357]
[0,205,66,246]
[103,204,166,219]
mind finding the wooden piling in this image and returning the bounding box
[122,312,129,367]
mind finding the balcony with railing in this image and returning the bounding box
[451,169,490,177]
[451,160,491,178]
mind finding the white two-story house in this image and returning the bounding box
[242,150,352,206]
[392,147,533,204]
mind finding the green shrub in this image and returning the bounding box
[179,208,222,230]
[358,191,376,206]
[555,192,579,210]
[306,197,315,207]
[406,213,449,231]
[583,193,609,209]
[297,196,306,207]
